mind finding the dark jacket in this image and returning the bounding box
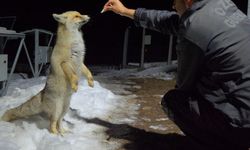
[134,0,250,128]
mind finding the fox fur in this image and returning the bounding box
[1,11,94,134]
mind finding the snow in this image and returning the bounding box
[149,125,169,131]
[0,62,175,150]
[93,62,176,80]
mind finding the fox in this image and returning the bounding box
[1,11,94,134]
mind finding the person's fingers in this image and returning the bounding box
[101,6,110,13]
[101,1,113,13]
[101,0,124,14]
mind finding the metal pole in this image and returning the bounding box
[35,29,39,77]
[4,38,25,96]
[122,26,130,68]
[248,0,250,18]
[167,35,173,65]
[140,27,145,68]
[23,42,35,77]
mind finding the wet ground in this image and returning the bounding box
[95,76,207,150]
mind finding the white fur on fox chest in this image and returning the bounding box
[71,31,85,75]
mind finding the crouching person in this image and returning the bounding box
[102,0,250,149]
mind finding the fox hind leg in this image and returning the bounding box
[56,96,71,135]
[49,113,61,134]
[48,99,67,135]
[50,119,59,134]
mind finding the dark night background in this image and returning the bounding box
[0,0,248,67]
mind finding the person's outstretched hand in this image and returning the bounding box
[101,0,127,15]
[101,0,135,19]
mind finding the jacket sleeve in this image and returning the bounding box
[176,38,205,93]
[134,8,179,35]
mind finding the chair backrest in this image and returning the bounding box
[0,16,16,30]
[0,16,17,52]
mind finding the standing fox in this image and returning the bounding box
[1,11,94,134]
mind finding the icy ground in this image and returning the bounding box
[0,62,175,150]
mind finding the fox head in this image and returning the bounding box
[53,11,90,30]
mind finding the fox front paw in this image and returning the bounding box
[71,83,78,92]
[88,78,94,88]
[71,74,79,92]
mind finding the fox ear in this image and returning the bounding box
[52,13,67,24]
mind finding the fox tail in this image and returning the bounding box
[1,91,43,122]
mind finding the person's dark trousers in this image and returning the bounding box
[161,89,250,150]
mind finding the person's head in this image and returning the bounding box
[172,0,195,15]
